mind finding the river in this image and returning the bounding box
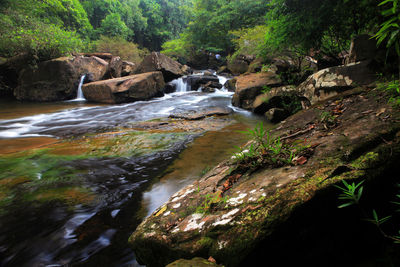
[0,74,266,266]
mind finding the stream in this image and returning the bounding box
[0,74,266,266]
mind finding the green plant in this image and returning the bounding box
[334,180,364,208]
[196,192,229,214]
[261,85,272,94]
[377,79,400,106]
[335,180,400,243]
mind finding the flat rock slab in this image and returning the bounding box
[169,107,233,120]
[82,71,165,104]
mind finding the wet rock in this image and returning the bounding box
[82,71,165,104]
[169,107,233,120]
[224,78,236,92]
[121,61,136,76]
[297,60,377,104]
[166,257,224,267]
[135,52,184,82]
[203,70,214,76]
[164,83,177,94]
[14,56,109,101]
[129,85,400,267]
[183,75,220,91]
[202,87,216,93]
[181,64,193,75]
[231,72,282,110]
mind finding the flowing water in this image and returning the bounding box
[0,74,266,266]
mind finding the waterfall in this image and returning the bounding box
[73,74,86,101]
[170,77,188,92]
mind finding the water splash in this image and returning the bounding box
[170,77,188,92]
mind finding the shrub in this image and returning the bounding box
[90,35,149,63]
[228,25,267,62]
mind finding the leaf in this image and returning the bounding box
[338,202,354,208]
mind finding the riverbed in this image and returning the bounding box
[0,77,266,266]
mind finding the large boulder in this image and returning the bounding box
[135,52,184,82]
[297,60,377,104]
[82,71,165,104]
[72,56,109,81]
[14,56,109,101]
[105,56,123,78]
[231,72,282,110]
[129,86,400,267]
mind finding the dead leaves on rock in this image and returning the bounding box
[221,174,242,194]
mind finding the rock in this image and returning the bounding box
[181,64,192,75]
[203,81,223,89]
[265,108,289,123]
[15,56,109,101]
[129,86,400,267]
[203,70,214,76]
[169,107,233,120]
[121,61,136,76]
[217,66,231,75]
[80,52,113,61]
[103,56,123,79]
[252,85,306,114]
[297,60,377,104]
[164,83,176,94]
[73,56,109,81]
[166,257,223,267]
[227,59,249,75]
[183,75,220,91]
[15,57,79,101]
[347,34,377,64]
[202,87,216,93]
[82,71,165,104]
[247,58,264,73]
[224,78,236,92]
[135,52,184,82]
[121,61,136,77]
[231,72,282,110]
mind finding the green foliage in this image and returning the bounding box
[234,122,302,167]
[91,35,148,63]
[0,0,86,60]
[96,13,130,39]
[263,0,381,57]
[229,25,267,60]
[377,79,400,106]
[334,180,364,208]
[374,0,400,55]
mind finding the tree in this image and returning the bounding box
[96,13,130,40]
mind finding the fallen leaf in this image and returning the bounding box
[376,108,386,117]
[208,256,216,263]
[296,156,308,165]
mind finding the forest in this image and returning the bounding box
[0,0,395,68]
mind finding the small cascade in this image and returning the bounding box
[72,74,86,101]
[170,77,189,92]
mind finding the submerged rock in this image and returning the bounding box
[169,107,233,120]
[129,85,400,267]
[82,71,165,104]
